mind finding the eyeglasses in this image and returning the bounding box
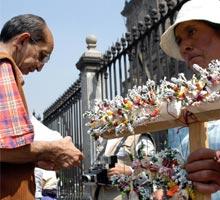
[30,37,51,64]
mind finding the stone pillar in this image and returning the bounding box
[76,35,102,199]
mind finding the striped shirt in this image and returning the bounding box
[0,60,34,149]
[168,120,220,199]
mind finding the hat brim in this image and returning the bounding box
[160,22,184,61]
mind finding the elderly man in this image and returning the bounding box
[0,14,83,200]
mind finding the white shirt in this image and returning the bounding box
[32,115,62,198]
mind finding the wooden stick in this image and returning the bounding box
[102,108,220,139]
[189,122,211,200]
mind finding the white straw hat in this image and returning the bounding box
[160,0,220,61]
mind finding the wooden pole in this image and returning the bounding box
[189,122,211,200]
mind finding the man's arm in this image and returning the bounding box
[0,136,84,170]
[0,141,50,163]
[0,61,84,170]
[0,60,34,148]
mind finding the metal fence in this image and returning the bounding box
[43,0,191,199]
[96,0,192,150]
[43,79,85,199]
[99,0,191,98]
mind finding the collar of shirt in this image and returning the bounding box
[15,65,25,85]
[0,48,24,85]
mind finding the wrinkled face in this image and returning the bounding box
[175,20,220,68]
[17,26,54,75]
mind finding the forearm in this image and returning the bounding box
[0,141,52,163]
[0,137,83,170]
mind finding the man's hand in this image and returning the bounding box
[107,163,132,177]
[37,136,84,170]
[185,148,220,193]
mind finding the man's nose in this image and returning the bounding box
[37,63,44,72]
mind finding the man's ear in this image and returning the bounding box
[14,32,31,49]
